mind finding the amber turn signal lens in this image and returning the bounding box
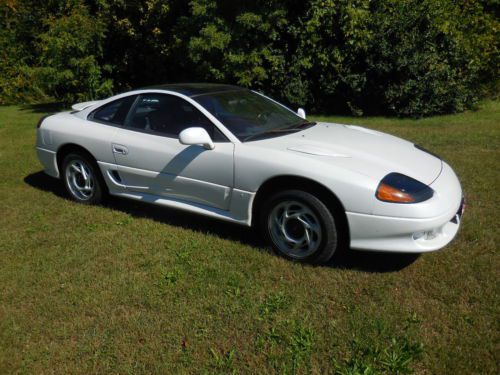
[376,183,415,203]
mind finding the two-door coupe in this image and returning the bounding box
[36,84,464,264]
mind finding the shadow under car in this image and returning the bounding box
[24,171,420,273]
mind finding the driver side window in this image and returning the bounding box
[126,94,227,141]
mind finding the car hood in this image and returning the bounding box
[249,122,443,185]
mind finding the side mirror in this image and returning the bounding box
[179,127,215,150]
[297,108,306,119]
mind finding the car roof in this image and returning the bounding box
[140,83,244,97]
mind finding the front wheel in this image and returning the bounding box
[62,152,105,204]
[259,190,338,264]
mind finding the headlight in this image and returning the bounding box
[376,173,434,203]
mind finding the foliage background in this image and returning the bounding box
[0,0,498,117]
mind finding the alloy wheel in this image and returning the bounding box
[268,200,322,259]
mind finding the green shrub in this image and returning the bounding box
[365,0,498,116]
[0,0,497,115]
[0,1,112,104]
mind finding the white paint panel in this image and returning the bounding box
[112,127,234,210]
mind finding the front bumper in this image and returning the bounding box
[347,162,463,253]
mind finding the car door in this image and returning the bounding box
[111,93,234,210]
[86,94,139,195]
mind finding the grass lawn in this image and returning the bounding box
[0,101,498,374]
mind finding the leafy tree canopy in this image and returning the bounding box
[0,0,498,116]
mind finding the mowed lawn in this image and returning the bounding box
[0,101,498,374]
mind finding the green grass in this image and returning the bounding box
[0,102,498,374]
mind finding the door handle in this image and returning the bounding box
[112,144,128,155]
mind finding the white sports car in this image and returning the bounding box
[36,84,464,264]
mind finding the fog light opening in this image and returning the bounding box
[413,229,440,241]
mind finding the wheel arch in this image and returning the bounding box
[56,143,98,175]
[56,144,108,195]
[251,175,350,248]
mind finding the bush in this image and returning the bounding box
[0,0,497,116]
[365,0,498,116]
[0,1,112,104]
[29,5,113,104]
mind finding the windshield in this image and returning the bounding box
[193,90,313,141]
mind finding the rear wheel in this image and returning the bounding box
[62,152,105,204]
[260,190,338,264]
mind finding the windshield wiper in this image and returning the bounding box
[243,128,300,142]
[288,121,317,130]
[242,121,317,142]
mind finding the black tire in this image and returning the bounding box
[61,152,105,204]
[259,190,338,264]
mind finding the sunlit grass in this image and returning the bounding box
[0,101,498,374]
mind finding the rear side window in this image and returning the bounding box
[89,95,137,125]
